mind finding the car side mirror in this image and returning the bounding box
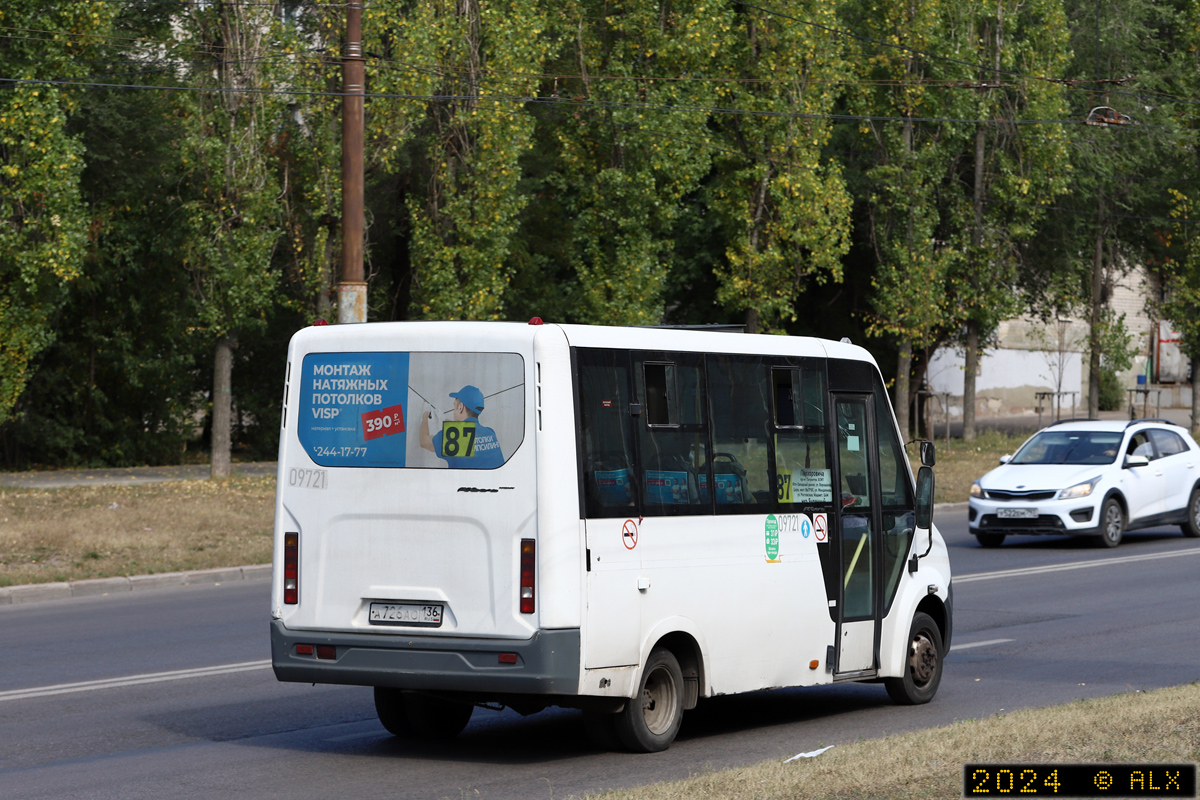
[999,454,1012,464]
[1124,454,1149,468]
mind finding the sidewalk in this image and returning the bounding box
[0,564,272,606]
[0,462,277,489]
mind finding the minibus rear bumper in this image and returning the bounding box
[270,620,580,695]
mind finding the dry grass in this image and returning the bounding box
[0,432,1026,587]
[586,683,1200,800]
[912,430,1030,505]
[0,476,275,587]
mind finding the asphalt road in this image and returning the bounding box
[2,507,1198,800]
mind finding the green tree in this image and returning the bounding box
[709,1,853,334]
[530,0,729,326]
[359,0,551,321]
[846,0,974,435]
[954,0,1070,440]
[174,2,293,477]
[1052,0,1184,417]
[0,2,116,429]
[1159,0,1200,436]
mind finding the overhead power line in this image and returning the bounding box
[2,74,1183,135]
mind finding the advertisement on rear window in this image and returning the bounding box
[298,352,524,469]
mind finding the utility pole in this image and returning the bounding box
[338,1,366,323]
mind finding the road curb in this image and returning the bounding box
[0,564,272,606]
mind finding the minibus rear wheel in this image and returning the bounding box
[373,687,415,737]
[404,691,474,739]
[615,647,684,753]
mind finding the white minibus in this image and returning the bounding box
[270,320,951,752]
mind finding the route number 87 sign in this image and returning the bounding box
[441,421,477,457]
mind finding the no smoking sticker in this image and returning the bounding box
[814,513,828,542]
[622,519,639,550]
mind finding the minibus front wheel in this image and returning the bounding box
[884,612,943,705]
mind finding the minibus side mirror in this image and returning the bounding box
[915,466,934,530]
[910,466,935,574]
[919,440,936,467]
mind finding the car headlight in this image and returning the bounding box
[1058,477,1100,500]
[969,482,984,499]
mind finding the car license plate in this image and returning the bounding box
[368,602,443,627]
[996,507,1038,519]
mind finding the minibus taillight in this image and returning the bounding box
[284,532,299,604]
[519,539,535,614]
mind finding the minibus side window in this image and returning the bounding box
[634,354,709,516]
[576,349,639,518]
[643,363,677,426]
[772,365,832,506]
[874,374,914,613]
[706,355,773,510]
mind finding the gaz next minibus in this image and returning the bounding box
[270,320,950,752]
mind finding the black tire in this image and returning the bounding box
[615,647,685,753]
[975,532,1006,548]
[884,612,943,705]
[374,687,415,737]
[1097,497,1124,548]
[582,710,622,751]
[403,691,474,739]
[1181,488,1200,538]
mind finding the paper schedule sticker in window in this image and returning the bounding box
[793,468,832,503]
[778,468,832,503]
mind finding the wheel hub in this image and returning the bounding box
[641,668,678,735]
[909,633,937,686]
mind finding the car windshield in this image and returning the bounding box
[1011,430,1123,465]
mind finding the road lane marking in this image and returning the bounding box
[954,546,1200,584]
[0,659,271,703]
[950,638,1013,652]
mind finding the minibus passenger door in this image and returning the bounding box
[832,395,881,676]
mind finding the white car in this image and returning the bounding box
[968,418,1200,548]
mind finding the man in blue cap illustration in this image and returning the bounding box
[419,385,505,469]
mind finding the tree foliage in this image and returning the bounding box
[0,2,116,425]
[710,1,853,333]
[2,0,1198,466]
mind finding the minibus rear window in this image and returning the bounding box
[297,351,524,469]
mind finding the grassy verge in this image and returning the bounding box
[912,430,1030,505]
[0,476,274,587]
[0,431,1026,587]
[587,683,1200,800]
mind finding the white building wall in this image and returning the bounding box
[924,262,1193,418]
